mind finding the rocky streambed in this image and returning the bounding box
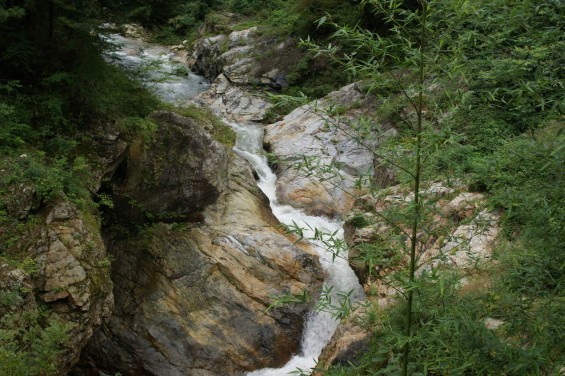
[0,25,501,376]
[68,30,369,376]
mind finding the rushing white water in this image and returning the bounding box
[231,121,364,376]
[106,34,364,376]
[102,33,210,103]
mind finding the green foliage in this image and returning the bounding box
[0,102,32,151]
[264,91,309,123]
[300,0,564,374]
[118,117,158,144]
[293,0,366,37]
[284,51,352,99]
[0,309,70,376]
[0,155,93,217]
[474,124,565,298]
[347,214,370,228]
[442,0,565,134]
[326,267,564,375]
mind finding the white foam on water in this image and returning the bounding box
[230,121,364,376]
[102,33,209,103]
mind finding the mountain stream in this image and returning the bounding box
[105,33,364,376]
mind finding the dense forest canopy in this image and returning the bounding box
[0,0,563,374]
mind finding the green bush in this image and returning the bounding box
[0,310,70,376]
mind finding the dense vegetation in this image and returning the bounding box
[1,0,563,374]
[0,1,160,372]
[303,0,564,374]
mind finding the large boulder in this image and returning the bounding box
[112,111,231,223]
[264,83,396,217]
[188,27,298,122]
[196,74,273,122]
[75,111,324,375]
[189,27,288,89]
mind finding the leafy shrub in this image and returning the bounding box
[0,103,33,151]
[0,310,70,376]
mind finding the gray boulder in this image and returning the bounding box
[265,83,396,217]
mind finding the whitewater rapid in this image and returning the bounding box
[106,34,364,376]
[103,33,210,102]
[231,122,364,376]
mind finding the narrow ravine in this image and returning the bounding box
[106,33,363,376]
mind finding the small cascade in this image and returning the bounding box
[106,34,363,376]
[230,121,364,376]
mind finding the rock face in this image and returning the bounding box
[76,111,324,376]
[189,27,298,122]
[83,127,129,193]
[264,83,396,217]
[0,198,114,373]
[35,201,114,369]
[0,124,138,373]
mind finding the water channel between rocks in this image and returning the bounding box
[106,33,364,376]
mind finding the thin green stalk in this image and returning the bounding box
[402,1,427,375]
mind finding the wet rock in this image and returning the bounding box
[264,83,395,217]
[313,310,372,375]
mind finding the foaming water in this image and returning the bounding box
[102,34,209,103]
[230,121,364,376]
